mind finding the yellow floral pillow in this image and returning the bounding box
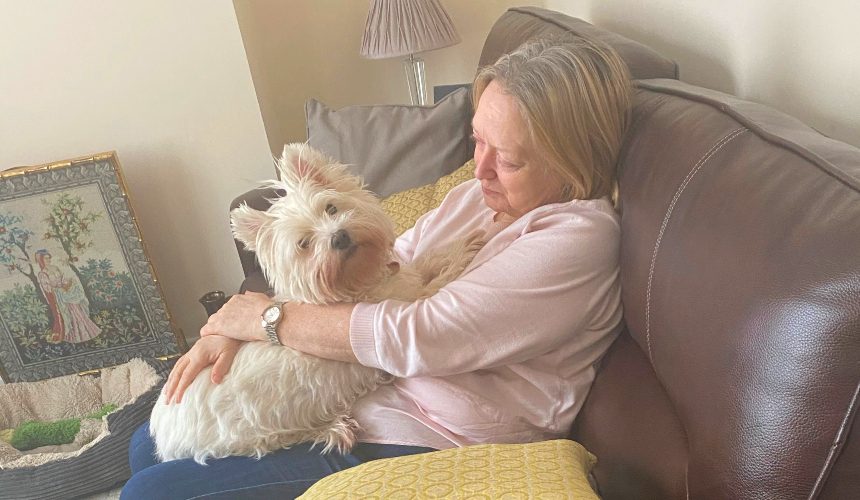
[381,159,475,236]
[298,439,600,500]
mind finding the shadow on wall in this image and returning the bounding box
[123,144,216,342]
[586,7,737,96]
[585,1,859,148]
[747,7,859,145]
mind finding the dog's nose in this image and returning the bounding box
[331,229,351,250]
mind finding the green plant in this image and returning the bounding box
[0,283,49,333]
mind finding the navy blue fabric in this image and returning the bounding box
[121,422,435,500]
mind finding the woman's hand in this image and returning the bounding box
[199,291,271,342]
[163,335,242,404]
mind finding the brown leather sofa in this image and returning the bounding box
[232,7,860,499]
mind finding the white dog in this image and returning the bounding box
[149,144,484,464]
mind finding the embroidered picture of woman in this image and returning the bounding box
[34,250,101,343]
[1,186,156,366]
[0,153,183,383]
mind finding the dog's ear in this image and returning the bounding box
[277,143,329,187]
[230,204,273,252]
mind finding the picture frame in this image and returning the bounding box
[0,152,186,383]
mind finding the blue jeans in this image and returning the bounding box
[121,422,435,500]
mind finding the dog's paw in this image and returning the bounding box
[443,230,486,273]
[412,230,487,298]
[377,370,396,385]
[462,230,487,258]
[318,416,360,454]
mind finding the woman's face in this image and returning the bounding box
[472,80,564,222]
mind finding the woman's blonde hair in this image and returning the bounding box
[473,34,632,204]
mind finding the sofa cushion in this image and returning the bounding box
[570,330,688,500]
[297,439,599,500]
[381,159,475,236]
[305,87,474,199]
[479,7,679,80]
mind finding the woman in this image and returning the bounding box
[122,34,631,500]
[35,249,101,343]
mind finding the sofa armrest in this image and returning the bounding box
[229,187,282,278]
[239,270,272,296]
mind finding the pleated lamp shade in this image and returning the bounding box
[360,0,461,59]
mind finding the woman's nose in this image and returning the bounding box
[474,151,496,180]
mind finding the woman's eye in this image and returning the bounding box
[325,204,337,215]
[499,157,523,170]
[298,238,310,250]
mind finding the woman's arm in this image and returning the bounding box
[204,206,620,378]
[276,301,358,362]
[351,209,622,378]
[168,300,357,403]
[199,292,358,363]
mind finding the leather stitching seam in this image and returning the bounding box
[809,378,860,499]
[645,126,747,362]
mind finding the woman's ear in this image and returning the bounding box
[230,204,273,252]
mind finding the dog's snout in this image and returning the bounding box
[331,229,351,250]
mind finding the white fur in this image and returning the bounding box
[150,144,484,464]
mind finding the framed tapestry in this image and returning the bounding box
[0,152,186,383]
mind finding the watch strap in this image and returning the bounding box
[264,323,281,345]
[264,301,286,346]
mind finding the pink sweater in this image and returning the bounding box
[349,178,623,450]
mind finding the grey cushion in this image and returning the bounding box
[305,87,475,198]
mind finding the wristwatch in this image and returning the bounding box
[261,301,286,345]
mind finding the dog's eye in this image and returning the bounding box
[325,204,337,215]
[298,238,310,250]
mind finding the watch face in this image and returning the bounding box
[263,305,281,324]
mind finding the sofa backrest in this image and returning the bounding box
[479,7,860,500]
[572,78,860,500]
[478,7,679,80]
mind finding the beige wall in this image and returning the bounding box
[239,0,859,152]
[233,0,535,155]
[545,0,860,148]
[0,0,274,344]
[2,0,855,356]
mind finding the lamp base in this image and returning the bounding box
[404,54,427,105]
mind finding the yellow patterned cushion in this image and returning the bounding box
[298,439,599,500]
[381,159,475,236]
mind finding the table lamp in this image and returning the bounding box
[360,0,461,105]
